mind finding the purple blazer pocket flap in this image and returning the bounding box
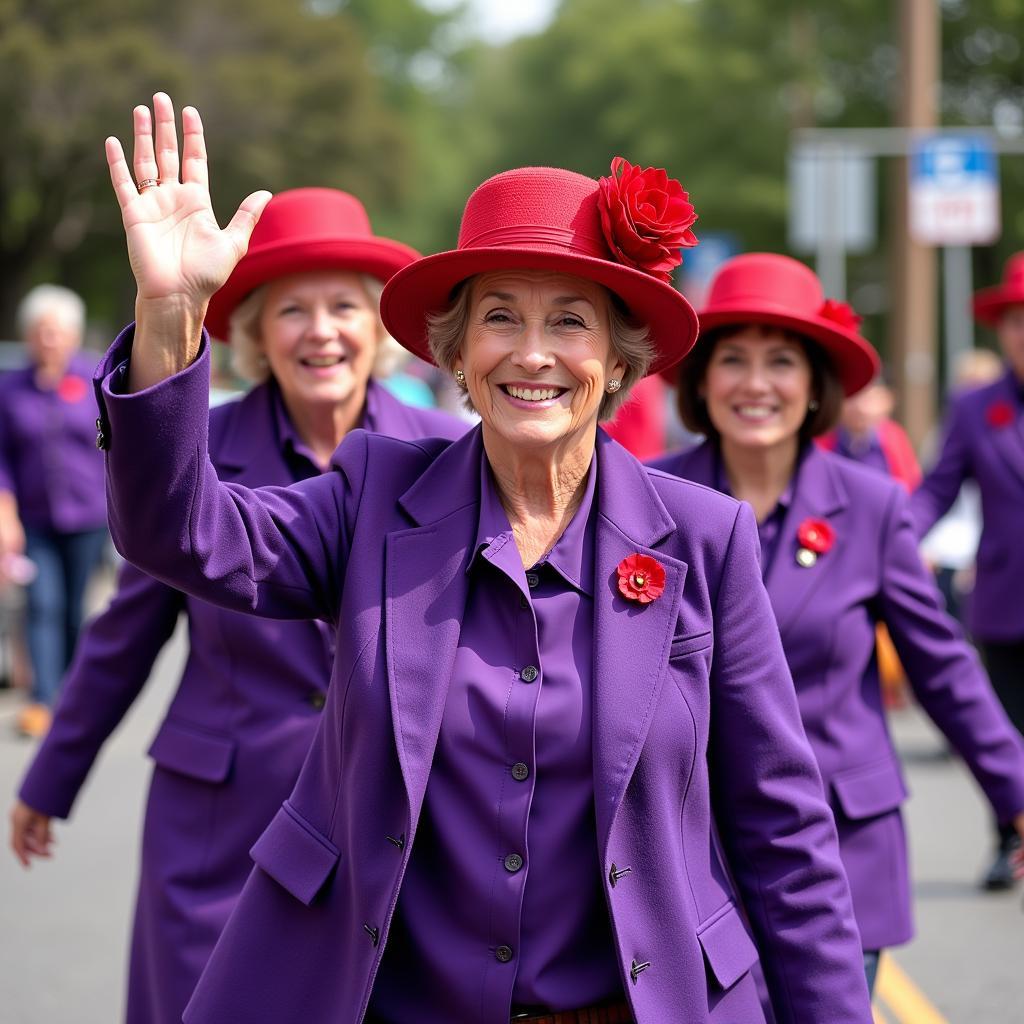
[830,757,908,820]
[697,900,759,990]
[250,802,341,907]
[147,718,236,784]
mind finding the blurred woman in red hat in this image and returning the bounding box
[911,250,1024,889]
[87,94,881,1023]
[9,182,463,1023]
[652,252,1024,995]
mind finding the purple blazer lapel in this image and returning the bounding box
[387,428,480,821]
[986,373,1024,487]
[764,447,849,638]
[214,383,294,486]
[592,432,688,852]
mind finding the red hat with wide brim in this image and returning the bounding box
[973,251,1024,327]
[204,187,420,342]
[663,253,879,396]
[380,166,699,376]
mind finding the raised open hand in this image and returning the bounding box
[105,93,272,311]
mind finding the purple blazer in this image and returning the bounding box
[18,376,464,1024]
[0,351,106,532]
[95,329,874,1024]
[652,441,1024,949]
[910,369,1024,642]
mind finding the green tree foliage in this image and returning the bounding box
[0,0,416,332]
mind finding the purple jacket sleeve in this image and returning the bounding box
[877,485,1024,823]
[709,502,872,1023]
[18,561,183,819]
[909,395,972,538]
[99,327,362,623]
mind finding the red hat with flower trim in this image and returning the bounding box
[204,188,421,342]
[671,252,879,396]
[973,251,1024,327]
[380,159,700,376]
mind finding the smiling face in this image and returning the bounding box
[258,270,381,413]
[996,304,1024,383]
[701,326,815,452]
[456,270,625,452]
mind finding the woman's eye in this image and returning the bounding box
[278,306,302,315]
[484,309,514,323]
[557,315,585,328]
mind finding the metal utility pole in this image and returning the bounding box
[889,0,940,447]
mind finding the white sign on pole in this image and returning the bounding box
[909,136,1000,246]
[788,148,876,254]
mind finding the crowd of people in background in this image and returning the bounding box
[3,92,1023,1024]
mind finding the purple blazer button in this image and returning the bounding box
[503,853,524,873]
[511,762,530,781]
[520,665,539,683]
[495,945,514,963]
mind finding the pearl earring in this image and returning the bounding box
[454,369,466,387]
[606,379,622,393]
[808,399,820,412]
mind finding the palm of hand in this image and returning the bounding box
[123,182,242,305]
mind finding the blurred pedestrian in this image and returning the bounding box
[9,186,464,1024]
[91,95,875,1023]
[0,285,107,738]
[911,250,1024,890]
[819,375,921,491]
[653,253,1024,996]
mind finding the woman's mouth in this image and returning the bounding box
[500,383,568,406]
[733,403,777,422]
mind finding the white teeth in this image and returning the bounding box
[304,356,342,367]
[737,405,774,419]
[507,385,560,402]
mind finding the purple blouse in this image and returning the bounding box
[0,352,106,532]
[713,447,793,576]
[370,451,621,1023]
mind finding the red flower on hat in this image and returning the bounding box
[797,518,835,555]
[616,553,666,604]
[818,299,863,333]
[986,399,1015,429]
[598,157,698,283]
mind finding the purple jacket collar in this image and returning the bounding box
[389,426,684,853]
[662,441,849,636]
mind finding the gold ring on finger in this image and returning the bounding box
[136,178,160,193]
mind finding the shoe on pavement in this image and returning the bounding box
[981,839,1020,892]
[15,703,52,739]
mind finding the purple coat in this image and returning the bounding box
[910,369,1024,642]
[0,351,106,532]
[95,329,874,1024]
[652,441,1024,949]
[18,375,464,1024]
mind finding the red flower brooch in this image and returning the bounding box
[616,553,666,604]
[56,375,87,404]
[795,517,834,568]
[817,298,863,333]
[986,399,1015,430]
[597,157,698,283]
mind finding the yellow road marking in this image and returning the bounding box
[875,954,949,1024]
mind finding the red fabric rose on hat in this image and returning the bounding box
[986,400,1015,429]
[616,553,666,604]
[797,518,835,555]
[598,157,698,283]
[818,299,863,333]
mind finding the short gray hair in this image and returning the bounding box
[426,276,653,420]
[228,275,405,385]
[16,284,86,338]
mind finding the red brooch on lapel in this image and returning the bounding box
[795,517,834,568]
[56,375,87,403]
[986,399,1015,430]
[616,553,666,604]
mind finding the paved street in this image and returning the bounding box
[0,634,1021,1023]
